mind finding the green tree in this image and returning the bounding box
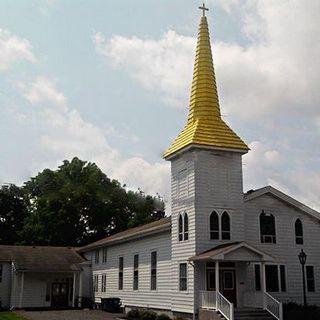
[0,184,27,245]
[19,157,165,246]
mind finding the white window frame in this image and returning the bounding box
[221,211,231,240]
[101,274,107,292]
[264,264,286,293]
[294,218,304,245]
[306,265,315,292]
[222,270,235,290]
[253,263,262,291]
[151,251,157,291]
[178,214,183,242]
[179,262,188,291]
[102,248,107,264]
[209,209,232,241]
[93,274,99,292]
[133,254,139,291]
[118,256,124,290]
[94,250,100,264]
[209,210,220,240]
[206,262,216,291]
[259,211,277,244]
[178,212,189,242]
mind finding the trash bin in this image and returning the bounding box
[101,298,122,312]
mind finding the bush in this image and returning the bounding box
[127,309,141,320]
[127,309,159,320]
[157,314,171,320]
[140,310,157,320]
[284,303,320,320]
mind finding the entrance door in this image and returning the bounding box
[206,269,216,291]
[51,283,68,308]
[220,270,237,306]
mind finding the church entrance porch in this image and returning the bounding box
[206,262,237,306]
[190,242,283,320]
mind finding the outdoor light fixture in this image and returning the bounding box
[298,249,307,306]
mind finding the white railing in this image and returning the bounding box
[217,291,234,320]
[199,290,217,309]
[263,291,283,320]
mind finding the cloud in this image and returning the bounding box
[94,0,320,122]
[0,29,36,71]
[19,76,67,109]
[20,76,171,210]
[93,31,195,108]
[243,141,320,211]
[92,0,320,211]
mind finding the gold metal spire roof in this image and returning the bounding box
[164,12,249,159]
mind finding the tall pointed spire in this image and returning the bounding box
[164,8,248,159]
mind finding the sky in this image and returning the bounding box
[0,0,319,213]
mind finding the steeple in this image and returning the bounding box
[164,8,248,159]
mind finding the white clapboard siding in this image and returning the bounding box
[0,262,11,308]
[244,193,320,305]
[193,150,245,254]
[91,231,173,311]
[170,152,197,314]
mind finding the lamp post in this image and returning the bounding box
[298,249,307,307]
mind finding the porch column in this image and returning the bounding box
[72,272,76,308]
[19,272,25,308]
[78,271,83,308]
[261,262,266,308]
[215,261,220,293]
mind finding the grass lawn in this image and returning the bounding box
[0,312,28,320]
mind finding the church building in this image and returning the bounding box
[78,7,320,320]
[1,5,319,320]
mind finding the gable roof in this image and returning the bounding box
[0,245,86,272]
[78,216,171,252]
[189,241,274,262]
[244,185,320,221]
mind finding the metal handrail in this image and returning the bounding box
[217,291,234,320]
[263,291,283,320]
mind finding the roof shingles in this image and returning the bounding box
[0,246,85,272]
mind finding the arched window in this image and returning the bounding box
[178,214,183,241]
[184,213,189,241]
[295,218,303,244]
[260,211,276,243]
[210,211,219,240]
[221,211,231,240]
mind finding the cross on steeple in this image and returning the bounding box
[199,3,209,17]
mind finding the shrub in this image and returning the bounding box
[127,309,141,320]
[157,314,171,320]
[284,303,320,320]
[140,310,157,320]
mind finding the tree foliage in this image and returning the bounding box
[0,184,27,244]
[0,157,165,246]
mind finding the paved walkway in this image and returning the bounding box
[16,310,124,320]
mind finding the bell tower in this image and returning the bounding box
[164,7,249,306]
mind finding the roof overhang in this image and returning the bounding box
[78,219,171,253]
[164,143,248,161]
[189,242,274,262]
[244,186,320,221]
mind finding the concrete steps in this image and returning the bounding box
[199,308,276,320]
[234,308,276,320]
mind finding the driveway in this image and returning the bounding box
[16,310,124,320]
